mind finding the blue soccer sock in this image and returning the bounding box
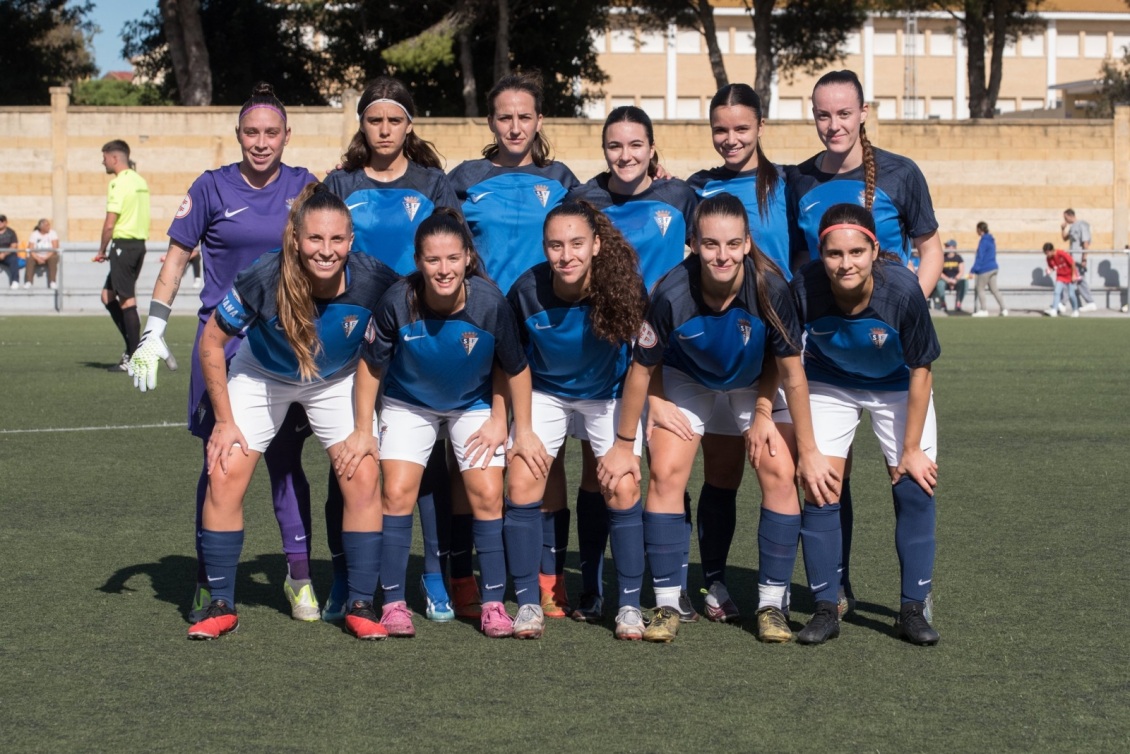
[839,476,854,597]
[757,508,801,609]
[473,518,507,604]
[450,513,475,579]
[681,490,693,590]
[194,459,208,584]
[541,508,570,575]
[504,499,542,606]
[324,471,346,583]
[697,483,738,588]
[892,478,936,603]
[417,442,450,575]
[645,510,686,606]
[199,529,244,606]
[576,488,607,596]
[801,502,842,605]
[379,514,413,603]
[342,530,382,604]
[608,501,645,609]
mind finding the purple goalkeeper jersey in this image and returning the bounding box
[167,163,317,323]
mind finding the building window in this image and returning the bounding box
[1114,35,1130,57]
[609,30,635,54]
[676,29,700,54]
[1084,33,1108,59]
[776,98,803,120]
[734,31,755,55]
[1056,33,1080,58]
[610,96,635,110]
[592,31,607,53]
[929,97,954,119]
[930,32,953,57]
[716,29,730,54]
[905,32,925,56]
[638,31,665,53]
[1020,34,1043,58]
[675,97,701,119]
[841,32,861,55]
[996,99,1016,114]
[640,97,665,120]
[875,97,898,117]
[873,31,898,56]
[584,99,606,119]
[1021,98,1045,111]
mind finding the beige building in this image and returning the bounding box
[587,0,1130,121]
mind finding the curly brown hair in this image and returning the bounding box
[544,200,645,345]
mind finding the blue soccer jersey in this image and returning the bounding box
[324,161,459,276]
[167,163,317,323]
[448,159,579,294]
[634,255,801,391]
[566,175,696,292]
[215,252,400,383]
[786,147,938,264]
[687,165,793,280]
[507,262,632,400]
[790,259,940,392]
[364,276,527,412]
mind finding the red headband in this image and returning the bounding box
[819,223,877,245]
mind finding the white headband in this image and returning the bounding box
[358,98,413,122]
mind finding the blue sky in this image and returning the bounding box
[87,0,158,74]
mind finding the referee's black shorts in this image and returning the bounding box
[104,239,147,299]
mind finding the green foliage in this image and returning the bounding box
[382,27,456,75]
[1094,45,1130,118]
[0,0,97,105]
[71,78,172,106]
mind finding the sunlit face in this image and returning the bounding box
[418,232,470,301]
[603,121,654,188]
[237,107,290,175]
[710,104,762,172]
[101,150,121,174]
[820,227,878,297]
[488,90,543,166]
[360,101,412,161]
[811,83,867,159]
[296,209,353,289]
[693,214,750,288]
[544,215,600,293]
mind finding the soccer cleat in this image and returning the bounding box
[836,587,856,619]
[896,601,940,646]
[570,591,605,623]
[971,310,988,318]
[513,604,546,639]
[284,574,320,622]
[643,606,681,643]
[614,605,646,640]
[451,576,482,619]
[676,589,700,623]
[345,600,388,640]
[321,576,348,622]
[380,600,416,638]
[189,584,211,623]
[539,572,571,618]
[755,606,793,643]
[480,601,514,638]
[420,574,455,622]
[924,590,935,625]
[108,352,130,372]
[797,601,841,645]
[187,599,239,640]
[1080,301,1097,312]
[701,582,740,623]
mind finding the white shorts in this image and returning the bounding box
[227,365,362,452]
[379,397,505,472]
[807,382,938,466]
[660,366,758,439]
[520,391,642,459]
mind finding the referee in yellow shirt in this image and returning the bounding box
[94,140,150,370]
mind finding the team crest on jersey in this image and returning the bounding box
[175,194,192,219]
[461,331,479,355]
[737,319,751,346]
[534,184,550,208]
[403,196,421,221]
[638,321,657,348]
[653,210,672,237]
[342,315,359,339]
[869,328,889,348]
[364,319,376,344]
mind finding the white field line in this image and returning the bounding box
[0,421,184,435]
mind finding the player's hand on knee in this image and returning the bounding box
[466,414,507,470]
[646,396,693,443]
[334,430,379,480]
[207,421,248,475]
[894,448,937,494]
[745,410,779,470]
[597,445,640,498]
[797,451,841,506]
[507,429,551,479]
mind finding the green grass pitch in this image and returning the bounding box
[1,316,1127,751]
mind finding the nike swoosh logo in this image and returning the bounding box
[346,201,367,210]
[534,323,553,330]
[485,583,504,590]
[516,588,528,595]
[206,576,223,582]
[803,201,821,213]
[764,579,786,586]
[404,334,426,341]
[705,570,721,578]
[654,578,671,583]
[678,332,704,340]
[452,550,468,557]
[225,207,249,218]
[382,584,401,590]
[810,329,836,336]
[918,579,932,586]
[701,187,727,198]
[294,535,307,542]
[810,582,828,590]
[624,587,640,594]
[294,423,309,433]
[469,192,493,203]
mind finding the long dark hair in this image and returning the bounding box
[813,70,876,211]
[342,76,444,171]
[693,194,796,350]
[544,201,645,345]
[817,202,900,266]
[602,106,659,178]
[406,208,485,321]
[709,84,778,221]
[482,72,554,168]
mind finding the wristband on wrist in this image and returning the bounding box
[616,432,636,443]
[145,301,172,337]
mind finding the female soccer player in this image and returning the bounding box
[188,183,400,641]
[790,203,941,646]
[504,201,648,640]
[128,83,320,623]
[324,76,460,622]
[357,208,550,639]
[448,72,580,618]
[598,194,839,643]
[788,70,943,615]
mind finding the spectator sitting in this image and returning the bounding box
[25,218,60,290]
[0,214,20,289]
[933,239,966,313]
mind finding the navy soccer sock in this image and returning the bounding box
[324,471,346,585]
[199,529,244,606]
[697,483,738,588]
[194,460,208,584]
[576,488,607,595]
[541,508,570,575]
[608,501,645,609]
[504,499,543,606]
[644,510,686,606]
[757,508,801,608]
[892,478,936,603]
[681,490,693,590]
[379,514,413,604]
[800,502,842,605]
[450,513,475,580]
[473,518,507,603]
[839,476,855,597]
[342,531,382,604]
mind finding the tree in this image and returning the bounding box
[1094,44,1130,118]
[159,0,212,105]
[72,78,171,106]
[0,0,96,105]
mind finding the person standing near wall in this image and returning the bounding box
[93,140,150,370]
[1061,209,1097,312]
[970,221,1007,317]
[0,214,19,289]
